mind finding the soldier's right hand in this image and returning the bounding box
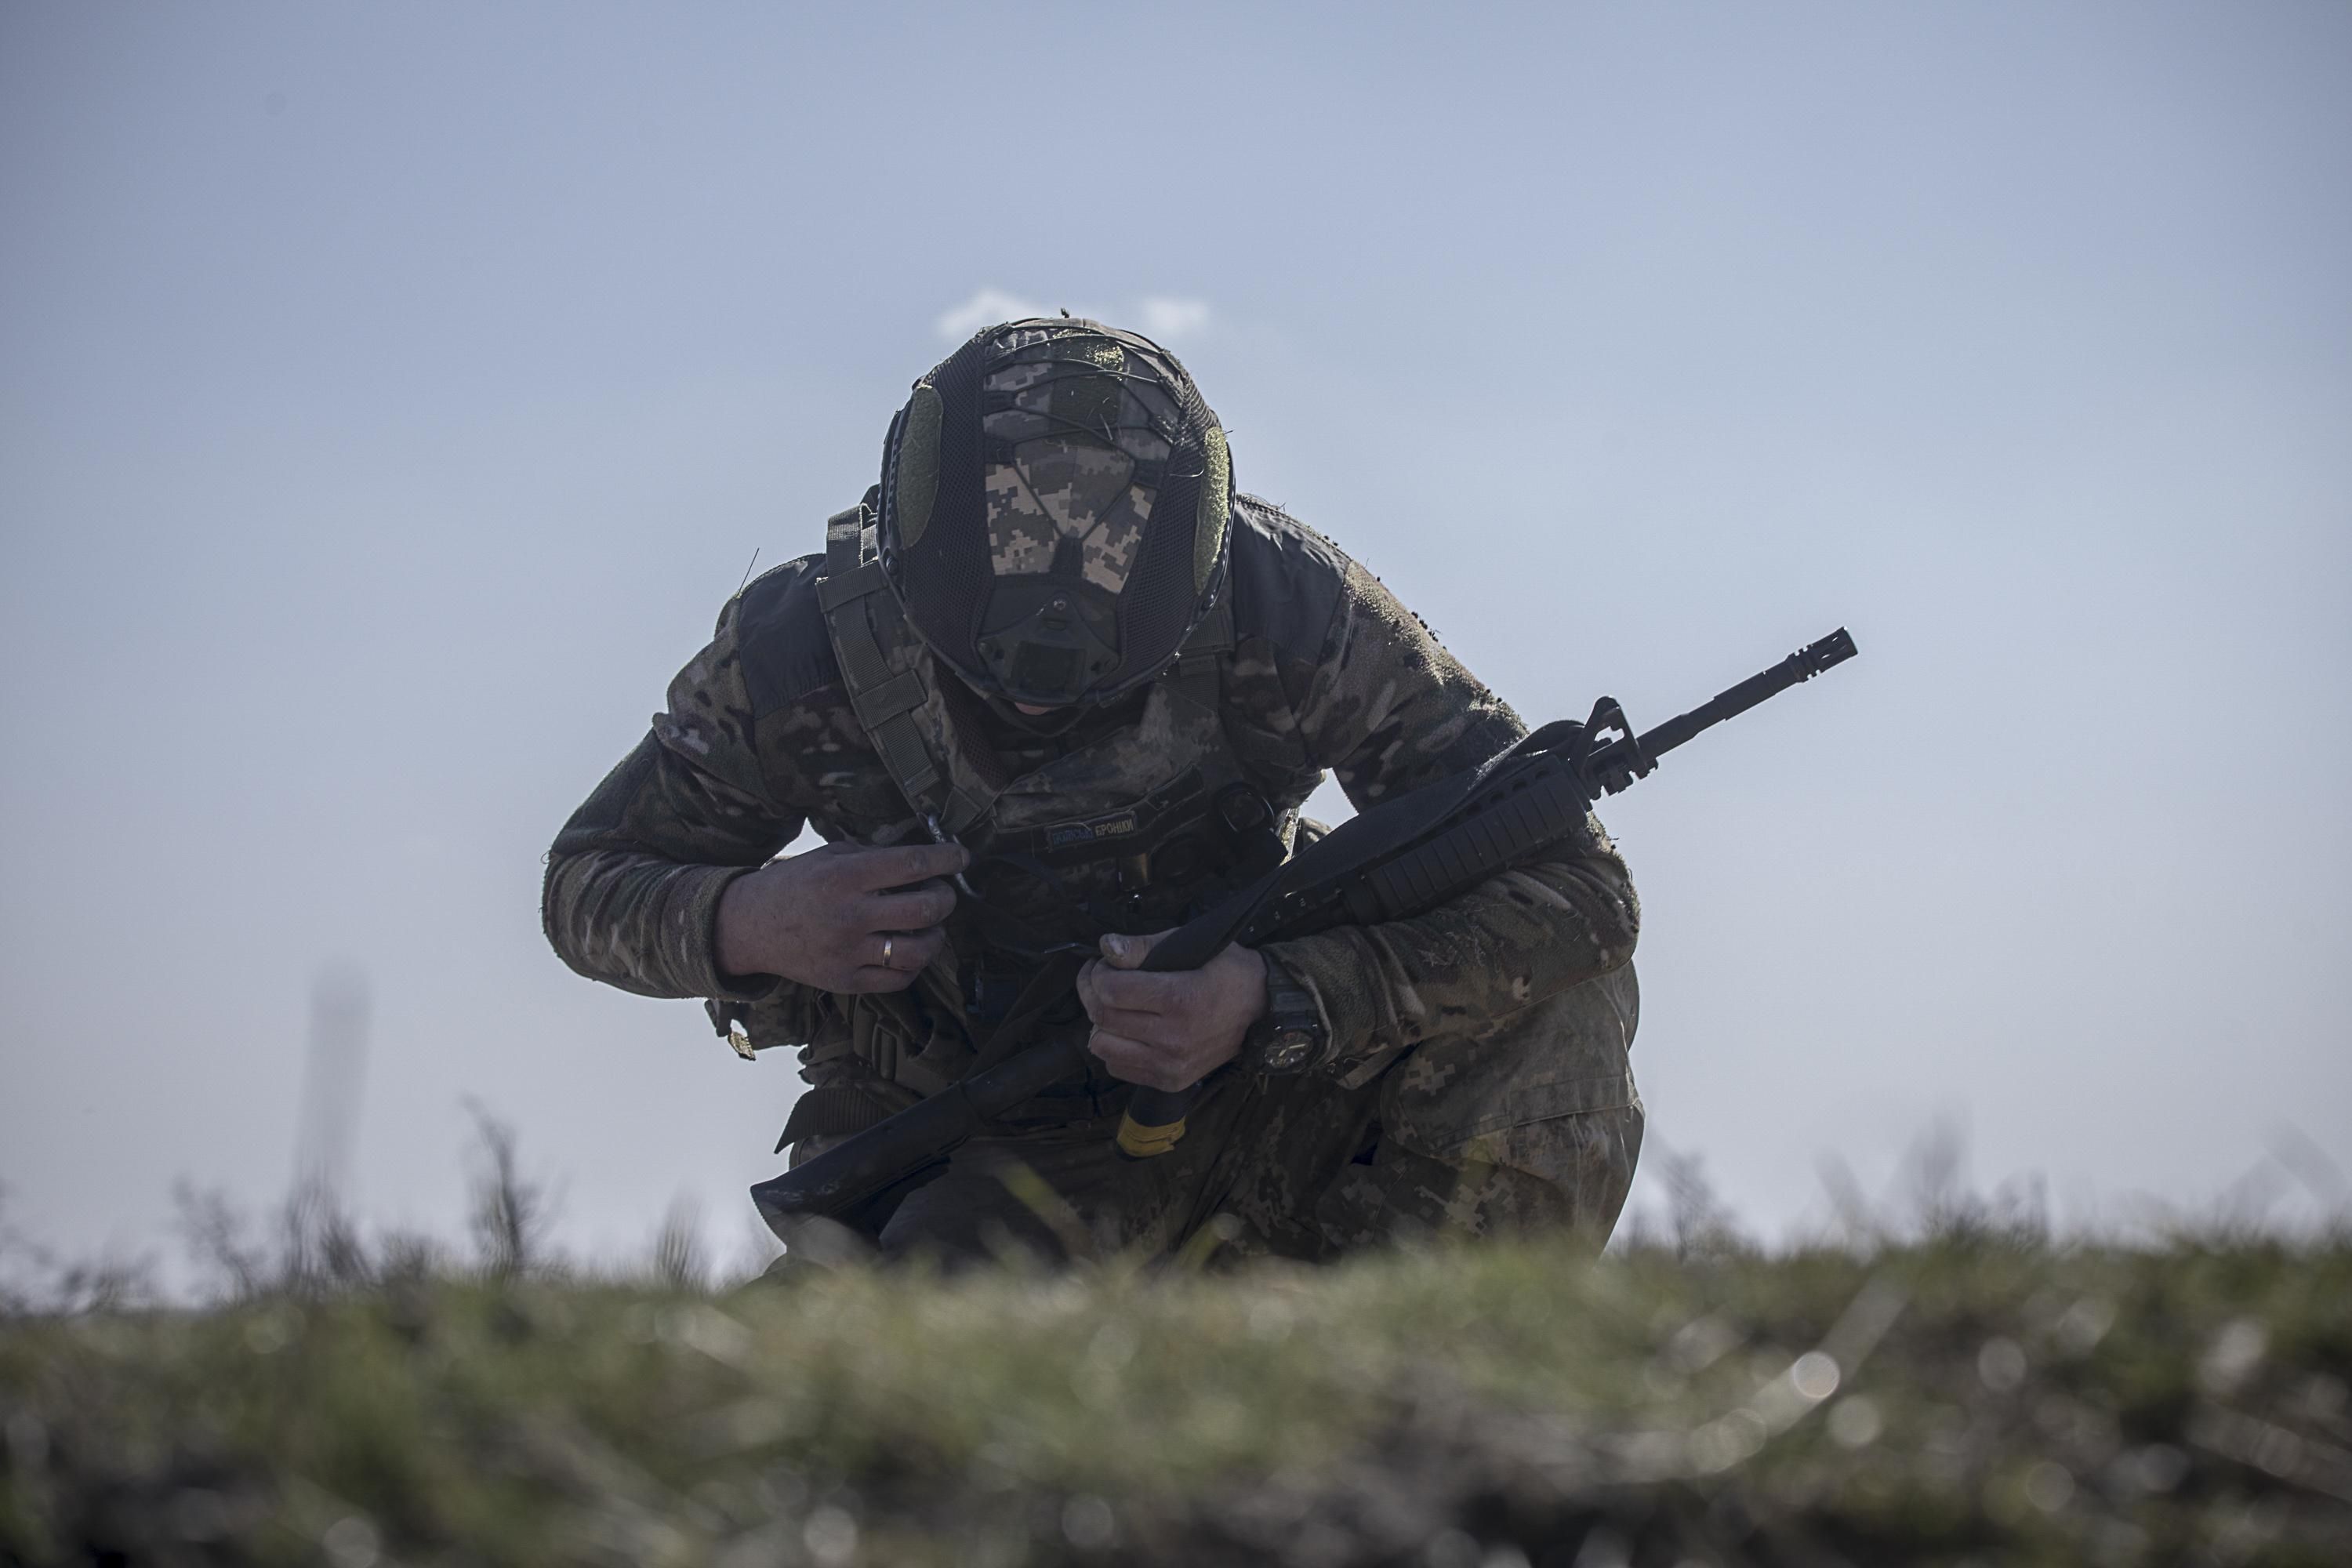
[713,841,967,994]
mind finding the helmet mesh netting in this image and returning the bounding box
[886,319,1227,702]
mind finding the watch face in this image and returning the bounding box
[1261,1028,1318,1071]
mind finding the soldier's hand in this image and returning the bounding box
[1077,930,1269,1092]
[714,840,966,994]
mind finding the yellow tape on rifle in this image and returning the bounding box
[1116,1112,1186,1158]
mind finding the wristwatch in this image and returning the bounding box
[1247,952,1329,1074]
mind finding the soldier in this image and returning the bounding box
[543,318,1643,1265]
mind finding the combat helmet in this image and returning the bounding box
[876,318,1232,709]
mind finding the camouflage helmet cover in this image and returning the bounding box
[877,318,1232,707]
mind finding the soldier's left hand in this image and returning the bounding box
[1077,930,1269,1092]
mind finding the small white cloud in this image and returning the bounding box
[935,287,1054,340]
[1135,296,1211,340]
[934,289,1213,342]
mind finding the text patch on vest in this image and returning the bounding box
[1044,810,1142,849]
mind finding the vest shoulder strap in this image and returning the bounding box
[1169,586,1234,713]
[817,502,947,813]
[822,503,867,579]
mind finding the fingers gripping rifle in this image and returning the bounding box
[752,628,1858,1239]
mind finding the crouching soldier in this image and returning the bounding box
[543,318,1643,1264]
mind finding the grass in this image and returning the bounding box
[5,1117,2349,1566]
[5,1216,2350,1566]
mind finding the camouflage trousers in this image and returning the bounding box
[789,964,1642,1267]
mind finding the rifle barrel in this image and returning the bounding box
[1616,627,1857,770]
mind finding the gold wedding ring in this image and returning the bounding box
[881,934,896,968]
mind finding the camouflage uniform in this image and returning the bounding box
[544,495,1643,1263]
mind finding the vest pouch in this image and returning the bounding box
[850,992,979,1099]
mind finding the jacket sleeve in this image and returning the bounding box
[540,588,828,1035]
[1256,559,1639,1083]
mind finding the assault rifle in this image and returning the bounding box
[752,627,1859,1240]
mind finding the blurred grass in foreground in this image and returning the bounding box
[3,1116,2348,1566]
[6,1236,2350,1565]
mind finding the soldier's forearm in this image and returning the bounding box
[541,848,781,1002]
[1260,849,1637,1083]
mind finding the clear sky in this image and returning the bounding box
[3,2,2347,1270]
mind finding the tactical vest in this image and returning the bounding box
[772,499,1294,1145]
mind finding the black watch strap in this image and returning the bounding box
[1247,951,1329,1075]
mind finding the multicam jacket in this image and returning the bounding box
[543,495,1639,1108]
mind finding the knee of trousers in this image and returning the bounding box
[1374,962,1642,1188]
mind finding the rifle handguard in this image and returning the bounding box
[1344,760,1594,926]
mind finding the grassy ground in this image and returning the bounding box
[4,1224,2349,1566]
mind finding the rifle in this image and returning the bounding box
[752,627,1858,1240]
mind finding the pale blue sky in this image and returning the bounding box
[3,2,2347,1265]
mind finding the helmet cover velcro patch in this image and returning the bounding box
[892,384,942,550]
[1192,426,1229,597]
